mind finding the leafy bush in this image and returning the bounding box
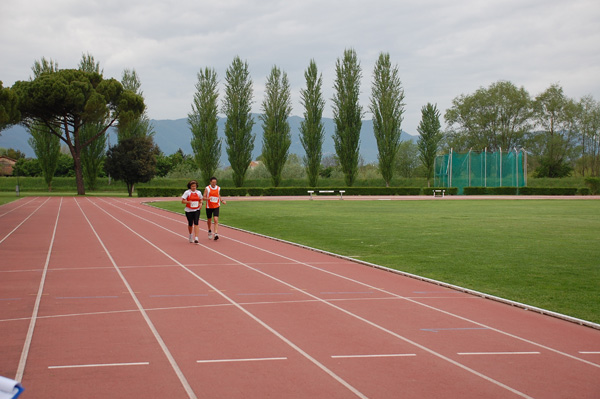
[518,187,578,195]
[578,187,591,196]
[584,177,600,195]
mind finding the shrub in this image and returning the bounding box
[578,187,591,196]
[422,187,458,196]
[518,187,578,195]
[584,177,600,195]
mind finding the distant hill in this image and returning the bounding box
[0,115,418,165]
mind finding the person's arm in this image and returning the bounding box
[181,191,189,206]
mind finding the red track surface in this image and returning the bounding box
[1,196,599,398]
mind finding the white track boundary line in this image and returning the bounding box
[15,197,59,381]
[332,354,416,359]
[132,199,600,369]
[101,198,535,399]
[196,357,287,364]
[0,197,36,218]
[458,352,540,356]
[0,197,50,245]
[90,198,369,399]
[74,198,198,399]
[49,362,149,369]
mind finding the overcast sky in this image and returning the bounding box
[2,0,599,135]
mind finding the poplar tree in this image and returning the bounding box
[223,56,255,187]
[332,48,363,186]
[260,66,292,187]
[417,103,442,187]
[189,67,221,185]
[299,60,325,187]
[370,52,405,187]
[78,53,106,190]
[28,58,61,191]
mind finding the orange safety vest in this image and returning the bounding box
[206,185,220,209]
[188,190,201,209]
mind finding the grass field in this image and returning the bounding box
[152,199,600,324]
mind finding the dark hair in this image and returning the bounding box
[209,176,217,182]
[187,180,198,189]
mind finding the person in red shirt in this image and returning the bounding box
[181,180,203,243]
[203,177,226,240]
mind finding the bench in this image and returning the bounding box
[433,189,445,198]
[307,190,345,200]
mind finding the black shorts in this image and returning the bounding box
[206,207,220,219]
[185,209,200,226]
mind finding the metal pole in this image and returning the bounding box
[468,149,471,187]
[515,147,519,188]
[449,148,453,188]
[499,147,502,187]
[484,148,487,187]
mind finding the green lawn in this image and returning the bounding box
[151,199,600,324]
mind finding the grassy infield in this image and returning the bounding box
[2,190,598,324]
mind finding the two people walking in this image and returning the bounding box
[181,177,226,243]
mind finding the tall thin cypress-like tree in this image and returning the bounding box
[28,58,61,191]
[417,103,442,187]
[223,56,255,187]
[300,60,325,187]
[260,66,292,187]
[370,52,405,187]
[189,67,221,185]
[332,48,363,186]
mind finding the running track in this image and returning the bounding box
[1,196,599,398]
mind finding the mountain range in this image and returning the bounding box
[0,115,417,165]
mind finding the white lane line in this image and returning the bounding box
[103,198,534,399]
[49,362,149,369]
[15,197,60,382]
[332,354,416,359]
[93,197,369,399]
[579,351,600,354]
[0,197,50,245]
[211,223,600,370]
[458,352,541,356]
[75,199,198,399]
[196,357,287,364]
[0,197,37,218]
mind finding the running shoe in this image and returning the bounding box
[194,237,199,243]
[214,234,219,241]
[208,231,213,239]
[189,235,194,243]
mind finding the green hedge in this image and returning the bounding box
[584,177,600,195]
[578,187,591,196]
[463,187,519,195]
[518,187,578,195]
[137,186,445,197]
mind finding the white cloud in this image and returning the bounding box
[1,0,599,135]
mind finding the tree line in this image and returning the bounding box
[2,50,598,195]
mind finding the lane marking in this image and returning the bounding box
[55,296,118,299]
[458,352,540,356]
[332,354,416,359]
[236,292,293,296]
[421,327,489,333]
[321,291,374,295]
[103,198,535,399]
[94,197,369,399]
[49,362,150,369]
[75,198,198,399]
[579,351,600,354]
[15,197,60,382]
[0,197,51,245]
[196,357,287,364]
[0,197,37,218]
[0,298,22,301]
[149,294,208,298]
